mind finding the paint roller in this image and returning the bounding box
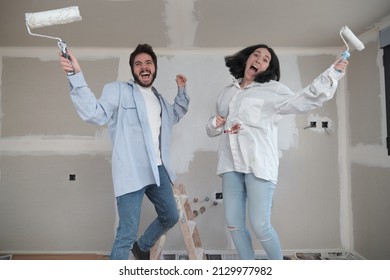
[25,6,82,75]
[339,25,365,60]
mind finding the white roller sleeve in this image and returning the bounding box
[340,26,365,51]
[25,6,82,29]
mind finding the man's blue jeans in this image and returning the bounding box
[110,165,179,260]
[222,171,282,260]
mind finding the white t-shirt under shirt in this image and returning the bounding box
[137,85,162,165]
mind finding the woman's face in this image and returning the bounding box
[244,48,271,81]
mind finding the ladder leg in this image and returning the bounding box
[150,234,166,260]
[174,184,206,260]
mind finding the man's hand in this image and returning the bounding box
[59,49,81,75]
[176,74,187,88]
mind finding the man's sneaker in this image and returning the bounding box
[131,241,150,260]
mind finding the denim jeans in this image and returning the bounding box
[222,172,282,260]
[110,165,179,260]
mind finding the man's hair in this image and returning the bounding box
[224,44,280,83]
[129,43,158,71]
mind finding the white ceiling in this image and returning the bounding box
[1,0,390,49]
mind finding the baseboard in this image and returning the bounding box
[0,249,365,260]
[0,254,12,260]
[159,249,365,260]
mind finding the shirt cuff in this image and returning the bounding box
[68,71,88,88]
[328,65,345,81]
[213,116,217,127]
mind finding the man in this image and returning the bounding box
[59,44,189,260]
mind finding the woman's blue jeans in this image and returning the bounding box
[110,165,179,260]
[222,172,282,260]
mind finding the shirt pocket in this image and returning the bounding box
[121,97,139,126]
[238,98,264,126]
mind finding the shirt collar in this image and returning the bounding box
[232,77,256,89]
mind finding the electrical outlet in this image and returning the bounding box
[304,121,317,129]
[307,115,332,133]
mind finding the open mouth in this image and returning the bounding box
[140,70,151,79]
[249,65,258,75]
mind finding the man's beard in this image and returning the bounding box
[133,71,157,88]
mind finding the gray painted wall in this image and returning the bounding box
[348,37,390,259]
[1,25,389,259]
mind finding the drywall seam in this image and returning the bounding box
[164,0,198,48]
[378,35,388,148]
[336,73,353,250]
[0,53,3,135]
[0,137,111,156]
[0,46,342,57]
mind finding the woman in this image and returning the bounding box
[206,44,348,260]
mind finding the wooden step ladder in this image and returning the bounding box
[151,183,206,260]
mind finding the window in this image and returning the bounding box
[380,26,390,155]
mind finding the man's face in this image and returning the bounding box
[132,53,157,87]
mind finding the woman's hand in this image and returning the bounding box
[333,58,349,73]
[215,114,226,128]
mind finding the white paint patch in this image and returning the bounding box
[164,0,198,48]
[350,143,390,168]
[154,53,304,173]
[117,52,131,82]
[277,55,302,154]
[154,52,229,174]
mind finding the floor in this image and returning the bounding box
[0,250,363,260]
[1,254,109,260]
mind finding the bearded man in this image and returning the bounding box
[59,44,189,260]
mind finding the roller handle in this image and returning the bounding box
[58,41,75,76]
[341,50,350,60]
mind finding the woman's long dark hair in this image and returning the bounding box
[224,44,280,83]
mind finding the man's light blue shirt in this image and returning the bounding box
[68,72,189,197]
